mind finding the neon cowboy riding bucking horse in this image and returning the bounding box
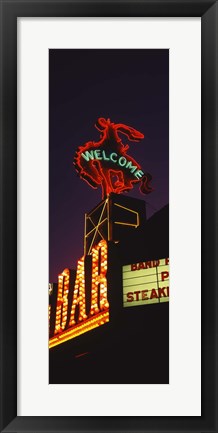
[74,117,153,199]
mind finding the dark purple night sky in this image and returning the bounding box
[49,49,169,282]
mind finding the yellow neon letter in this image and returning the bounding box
[90,239,109,315]
[69,257,87,326]
[54,269,70,334]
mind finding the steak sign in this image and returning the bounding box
[123,258,169,307]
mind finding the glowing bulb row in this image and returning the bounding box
[48,304,51,331]
[68,257,87,326]
[90,240,108,315]
[54,269,70,334]
[49,311,110,348]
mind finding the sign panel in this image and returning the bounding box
[123,258,169,307]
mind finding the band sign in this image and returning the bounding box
[122,258,169,307]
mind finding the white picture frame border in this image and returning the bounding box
[17,17,201,417]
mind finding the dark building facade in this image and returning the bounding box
[49,194,169,384]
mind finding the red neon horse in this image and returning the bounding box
[74,118,153,199]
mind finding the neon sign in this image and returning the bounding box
[74,117,153,198]
[49,239,109,348]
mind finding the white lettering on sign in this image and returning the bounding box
[122,258,169,307]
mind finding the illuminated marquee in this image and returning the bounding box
[49,239,109,348]
[123,258,169,307]
[74,117,153,198]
